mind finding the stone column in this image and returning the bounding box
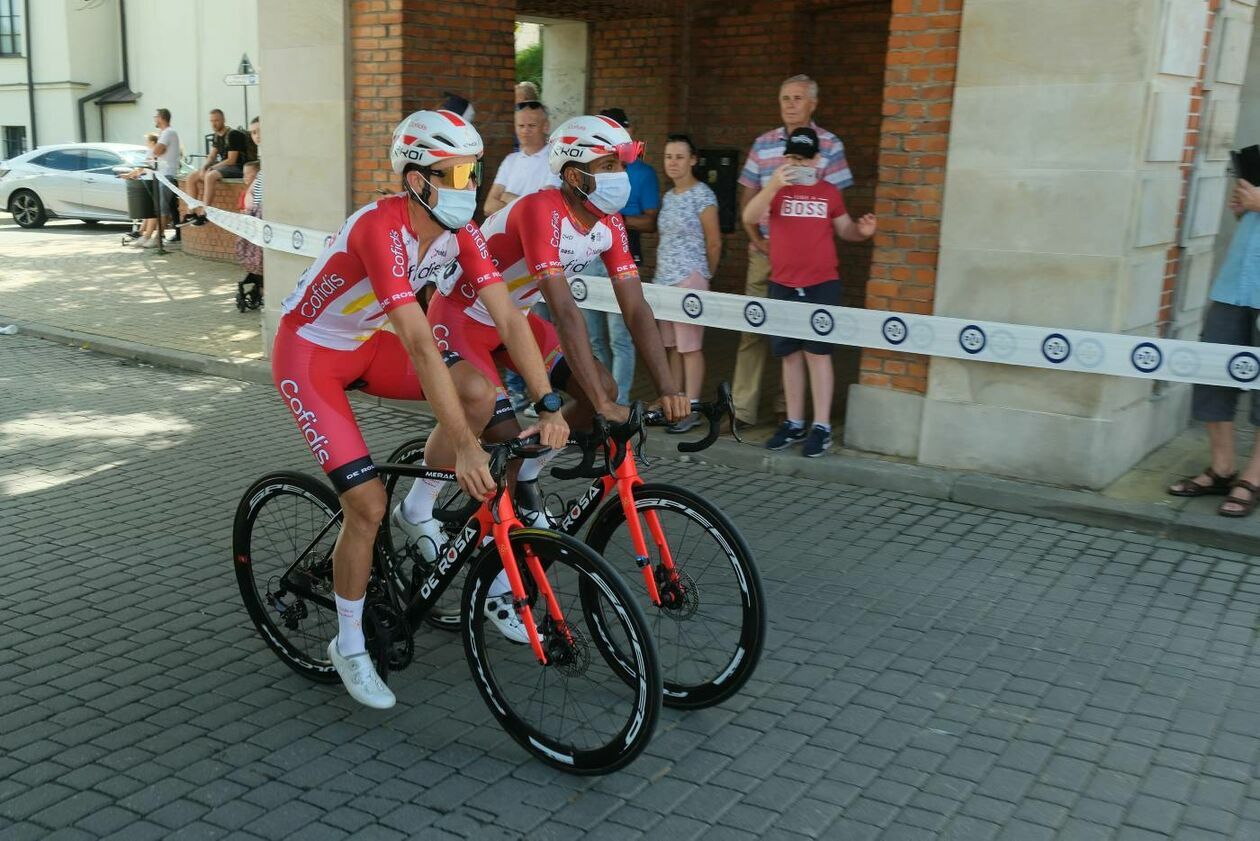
[915,0,1250,489]
[257,0,351,355]
[539,21,588,128]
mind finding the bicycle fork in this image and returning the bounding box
[487,492,573,666]
[610,444,681,608]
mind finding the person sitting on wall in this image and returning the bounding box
[184,108,252,226]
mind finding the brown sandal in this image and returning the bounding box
[1168,466,1237,497]
[1219,480,1260,518]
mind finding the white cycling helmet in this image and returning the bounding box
[548,115,644,175]
[389,109,483,175]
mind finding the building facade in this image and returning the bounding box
[9,0,1254,490]
[0,0,258,161]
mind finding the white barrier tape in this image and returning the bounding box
[158,177,1260,392]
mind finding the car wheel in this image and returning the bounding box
[10,191,47,228]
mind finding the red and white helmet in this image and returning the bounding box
[548,115,644,175]
[389,110,483,175]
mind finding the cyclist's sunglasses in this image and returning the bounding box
[516,100,547,112]
[610,140,645,164]
[427,160,483,190]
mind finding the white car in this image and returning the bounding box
[0,142,155,228]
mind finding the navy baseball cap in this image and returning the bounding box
[785,127,819,158]
[600,107,631,127]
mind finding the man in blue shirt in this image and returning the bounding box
[579,107,660,404]
[1168,177,1260,516]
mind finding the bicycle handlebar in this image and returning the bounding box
[550,382,735,481]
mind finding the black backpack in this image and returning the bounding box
[234,126,259,165]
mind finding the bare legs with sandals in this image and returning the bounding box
[1168,422,1260,518]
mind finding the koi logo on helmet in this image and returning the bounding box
[279,380,331,465]
[299,273,347,319]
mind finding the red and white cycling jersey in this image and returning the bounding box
[279,194,500,351]
[435,188,638,326]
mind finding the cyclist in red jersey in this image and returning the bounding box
[403,115,689,539]
[271,110,567,709]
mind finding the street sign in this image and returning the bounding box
[223,73,259,86]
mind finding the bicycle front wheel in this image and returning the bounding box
[585,483,766,709]
[232,471,341,683]
[462,529,661,774]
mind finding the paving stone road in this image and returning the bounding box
[5,335,1260,840]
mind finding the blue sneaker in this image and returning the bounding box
[766,422,807,450]
[803,425,832,458]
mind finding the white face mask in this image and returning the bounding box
[575,170,631,215]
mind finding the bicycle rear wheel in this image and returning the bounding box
[232,471,341,683]
[584,483,766,709]
[461,529,661,774]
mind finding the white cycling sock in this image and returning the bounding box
[488,569,513,599]
[335,594,366,656]
[517,447,561,483]
[402,462,444,523]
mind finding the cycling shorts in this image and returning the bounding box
[428,293,569,428]
[272,319,424,493]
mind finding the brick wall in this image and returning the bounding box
[349,0,515,209]
[177,180,248,263]
[857,0,961,395]
[1160,0,1223,334]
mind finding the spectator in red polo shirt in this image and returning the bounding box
[742,127,876,458]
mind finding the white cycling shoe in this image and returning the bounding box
[484,594,533,644]
[328,637,396,709]
[391,504,443,561]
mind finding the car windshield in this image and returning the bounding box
[119,149,150,165]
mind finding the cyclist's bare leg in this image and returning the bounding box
[333,479,387,601]
[423,362,497,469]
[559,360,618,431]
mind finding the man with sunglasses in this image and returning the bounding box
[484,100,556,216]
[403,114,690,538]
[271,110,567,708]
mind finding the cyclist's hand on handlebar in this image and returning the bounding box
[519,411,569,451]
[455,439,495,500]
[659,393,691,424]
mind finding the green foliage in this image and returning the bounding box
[516,43,543,96]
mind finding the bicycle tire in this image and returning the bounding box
[232,471,341,683]
[461,528,662,774]
[381,436,470,630]
[583,483,766,709]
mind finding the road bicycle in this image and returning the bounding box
[382,384,766,710]
[232,437,662,774]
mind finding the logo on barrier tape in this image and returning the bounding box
[811,309,834,336]
[570,279,588,301]
[324,234,335,248]
[882,317,907,345]
[989,329,1016,359]
[1076,338,1105,368]
[683,293,703,319]
[262,224,273,244]
[1229,352,1260,383]
[1041,333,1071,364]
[959,325,986,354]
[744,301,766,328]
[910,322,935,350]
[1170,348,1199,378]
[292,230,304,251]
[1130,342,1162,374]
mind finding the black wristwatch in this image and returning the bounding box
[533,391,564,414]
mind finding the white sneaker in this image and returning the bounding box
[138,235,158,249]
[484,595,532,644]
[328,637,396,709]
[390,505,443,562]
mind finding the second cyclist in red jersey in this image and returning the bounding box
[404,115,690,532]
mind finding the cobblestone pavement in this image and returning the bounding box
[0,218,262,359]
[5,335,1260,840]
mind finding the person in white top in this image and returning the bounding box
[151,108,181,241]
[483,100,556,215]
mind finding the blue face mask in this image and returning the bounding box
[576,170,631,215]
[426,187,476,231]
